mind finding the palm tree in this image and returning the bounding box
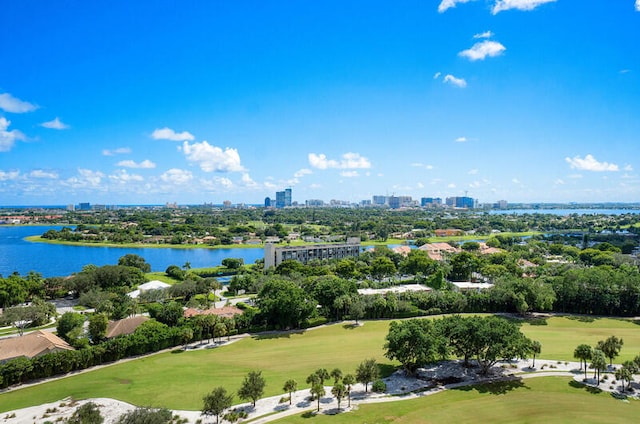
[330,368,343,384]
[530,340,542,368]
[283,379,297,405]
[331,382,347,412]
[574,344,592,380]
[311,383,325,412]
[343,374,356,408]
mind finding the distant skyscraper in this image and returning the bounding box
[275,188,292,208]
[265,197,272,207]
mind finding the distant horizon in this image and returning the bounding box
[1,200,640,210]
[1,2,639,205]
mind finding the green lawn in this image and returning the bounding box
[271,377,640,424]
[519,316,640,362]
[1,316,639,413]
[0,321,393,412]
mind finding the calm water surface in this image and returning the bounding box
[0,226,264,277]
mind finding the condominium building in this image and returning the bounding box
[263,237,361,269]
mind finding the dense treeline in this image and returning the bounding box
[36,206,640,246]
[0,320,183,388]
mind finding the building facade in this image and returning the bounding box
[264,237,361,269]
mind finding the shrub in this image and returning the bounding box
[372,379,387,393]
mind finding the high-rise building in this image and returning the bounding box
[275,188,292,208]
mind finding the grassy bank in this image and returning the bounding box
[273,376,640,424]
[1,316,638,412]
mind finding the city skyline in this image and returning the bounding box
[1,1,639,206]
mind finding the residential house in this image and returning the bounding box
[0,330,74,363]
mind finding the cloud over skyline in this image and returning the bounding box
[0,117,26,152]
[459,40,506,61]
[152,127,195,141]
[565,154,620,172]
[443,74,467,88]
[308,152,372,170]
[182,141,245,172]
[0,93,38,113]
[492,0,557,14]
[40,117,70,130]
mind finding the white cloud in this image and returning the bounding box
[340,171,359,178]
[151,127,195,141]
[30,170,58,179]
[624,164,634,171]
[411,163,434,170]
[455,136,468,142]
[438,0,476,13]
[433,72,442,79]
[64,169,105,189]
[0,93,38,113]
[182,141,245,172]
[459,40,506,61]
[443,74,467,88]
[636,0,640,12]
[103,147,131,156]
[554,179,565,185]
[473,31,494,39]
[213,176,234,189]
[468,169,479,175]
[565,154,619,172]
[0,117,26,152]
[240,173,258,188]
[447,183,457,188]
[40,117,70,130]
[294,168,313,178]
[109,169,144,183]
[0,170,20,181]
[160,168,193,184]
[492,0,556,14]
[308,152,371,170]
[117,159,156,169]
[512,178,521,184]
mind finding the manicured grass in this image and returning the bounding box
[272,377,640,424]
[0,321,394,412]
[519,316,640,362]
[1,316,639,413]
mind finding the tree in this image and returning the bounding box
[222,258,244,269]
[202,387,234,424]
[615,361,637,392]
[530,340,542,369]
[180,327,193,350]
[56,311,85,343]
[590,349,607,383]
[348,295,365,324]
[88,312,108,344]
[332,382,347,411]
[67,402,104,424]
[238,370,266,407]
[310,382,325,412]
[257,279,316,329]
[597,336,623,366]
[118,254,151,273]
[343,374,356,408]
[370,256,396,281]
[283,379,298,405]
[330,368,343,384]
[574,344,593,380]
[384,319,443,374]
[356,358,379,392]
[314,368,330,385]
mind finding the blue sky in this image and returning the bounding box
[1,0,639,206]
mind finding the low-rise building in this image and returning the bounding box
[0,330,74,363]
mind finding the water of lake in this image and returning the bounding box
[0,226,264,278]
